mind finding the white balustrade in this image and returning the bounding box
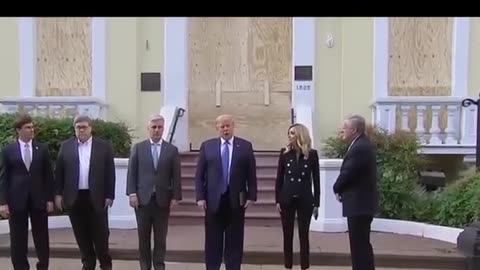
[372,97,476,148]
[0,96,108,119]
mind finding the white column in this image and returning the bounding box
[19,17,36,97]
[373,17,389,99]
[451,18,470,97]
[163,17,189,151]
[92,17,106,100]
[310,159,347,232]
[292,17,316,146]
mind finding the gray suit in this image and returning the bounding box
[126,139,182,270]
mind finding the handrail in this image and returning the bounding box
[168,107,185,143]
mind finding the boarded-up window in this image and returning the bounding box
[388,17,452,96]
[36,17,92,96]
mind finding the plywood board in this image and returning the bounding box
[188,17,292,150]
[36,17,92,96]
[388,17,452,96]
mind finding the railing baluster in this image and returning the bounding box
[429,105,442,145]
[415,105,427,144]
[401,105,410,132]
[445,105,458,145]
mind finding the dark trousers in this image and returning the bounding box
[134,194,170,270]
[347,215,375,270]
[9,196,49,270]
[68,190,112,270]
[280,198,314,269]
[205,190,245,270]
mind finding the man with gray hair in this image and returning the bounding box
[126,114,182,270]
[55,114,116,270]
[333,114,378,270]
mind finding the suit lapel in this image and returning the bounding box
[230,139,240,177]
[143,140,157,173]
[215,138,222,177]
[30,141,38,170]
[157,142,168,171]
[88,138,96,180]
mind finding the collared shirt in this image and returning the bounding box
[347,134,361,153]
[220,136,234,177]
[18,139,32,167]
[78,136,93,190]
[150,138,162,166]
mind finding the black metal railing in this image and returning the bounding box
[290,107,296,124]
[168,107,185,143]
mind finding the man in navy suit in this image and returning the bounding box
[195,114,257,270]
[0,114,54,270]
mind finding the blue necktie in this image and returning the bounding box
[221,141,230,193]
[152,143,159,170]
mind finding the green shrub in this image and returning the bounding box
[433,168,480,228]
[0,113,133,161]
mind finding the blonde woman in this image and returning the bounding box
[275,123,320,270]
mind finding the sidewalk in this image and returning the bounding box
[0,225,465,269]
[0,258,450,270]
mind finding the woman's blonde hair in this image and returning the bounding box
[284,123,312,159]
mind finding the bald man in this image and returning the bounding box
[195,115,257,270]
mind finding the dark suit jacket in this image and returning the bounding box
[333,135,379,217]
[195,136,257,212]
[126,139,182,207]
[0,140,54,211]
[54,137,116,212]
[275,148,320,207]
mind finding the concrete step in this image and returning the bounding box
[181,162,278,176]
[181,174,276,187]
[181,152,280,165]
[173,199,277,214]
[0,227,464,269]
[169,211,281,226]
[180,185,275,200]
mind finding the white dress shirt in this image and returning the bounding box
[78,137,92,190]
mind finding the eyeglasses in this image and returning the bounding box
[75,125,90,130]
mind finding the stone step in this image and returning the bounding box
[169,211,281,227]
[172,199,277,214]
[0,227,464,269]
[180,185,276,200]
[181,174,276,187]
[180,151,280,165]
[180,162,278,176]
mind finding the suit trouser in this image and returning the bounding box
[134,194,170,270]
[68,190,112,270]
[280,197,314,269]
[9,196,49,270]
[347,215,375,270]
[205,191,245,270]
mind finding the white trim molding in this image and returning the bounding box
[292,17,316,146]
[18,17,106,99]
[19,17,36,97]
[91,17,107,100]
[163,17,189,152]
[451,17,470,97]
[373,17,389,99]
